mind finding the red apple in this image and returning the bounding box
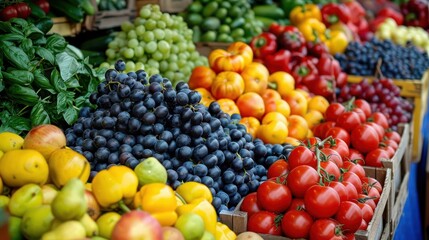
[23,124,67,160]
[111,210,163,240]
[162,227,185,240]
[84,190,101,220]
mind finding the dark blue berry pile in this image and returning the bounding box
[65,60,294,214]
[334,38,429,80]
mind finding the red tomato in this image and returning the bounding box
[353,108,366,122]
[354,201,374,223]
[325,103,345,122]
[267,160,289,179]
[351,124,380,154]
[247,211,283,235]
[342,171,363,193]
[287,165,320,198]
[324,138,350,160]
[281,210,314,239]
[344,232,357,240]
[342,161,366,180]
[343,181,359,201]
[383,139,399,151]
[365,122,385,141]
[304,185,340,218]
[334,201,363,233]
[369,112,389,129]
[357,194,376,210]
[288,146,317,170]
[35,0,50,14]
[325,181,348,202]
[320,148,343,168]
[347,149,365,165]
[0,5,18,21]
[240,192,262,217]
[301,137,322,151]
[313,121,336,139]
[379,145,395,158]
[288,198,305,211]
[309,219,343,240]
[336,111,362,133]
[320,160,341,181]
[13,3,31,19]
[257,180,292,213]
[361,177,383,194]
[384,130,401,143]
[367,187,381,204]
[365,148,389,167]
[325,127,351,146]
[355,99,372,118]
[359,219,368,230]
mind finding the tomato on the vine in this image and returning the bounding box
[304,185,341,218]
[247,211,283,236]
[309,219,343,240]
[383,139,399,151]
[0,5,18,21]
[353,107,366,122]
[320,160,341,181]
[342,161,366,180]
[379,144,395,158]
[324,138,350,160]
[365,122,385,141]
[281,210,313,239]
[35,0,50,14]
[334,201,363,233]
[347,149,365,165]
[384,130,401,143]
[361,177,383,194]
[287,165,320,198]
[313,121,336,139]
[240,192,262,218]
[325,102,345,122]
[257,180,292,213]
[320,147,343,168]
[351,124,380,154]
[357,194,376,210]
[354,99,372,118]
[336,111,362,133]
[267,160,288,179]
[325,127,351,146]
[288,198,305,211]
[342,171,363,193]
[354,201,374,223]
[366,187,381,204]
[369,112,389,129]
[365,148,389,167]
[13,3,31,19]
[288,146,317,170]
[343,181,359,201]
[325,181,348,202]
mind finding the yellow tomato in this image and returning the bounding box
[216,99,240,116]
[262,112,288,125]
[287,115,309,141]
[256,120,288,144]
[195,88,215,107]
[308,95,330,114]
[239,117,261,139]
[283,90,308,116]
[304,110,325,130]
[267,71,295,98]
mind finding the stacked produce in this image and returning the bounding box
[101,4,207,85]
[334,37,429,79]
[48,0,95,22]
[0,18,103,135]
[338,78,414,130]
[181,0,263,43]
[239,136,387,238]
[0,126,236,240]
[400,0,429,29]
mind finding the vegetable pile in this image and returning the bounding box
[0,18,103,135]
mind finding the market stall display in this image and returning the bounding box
[0,0,428,239]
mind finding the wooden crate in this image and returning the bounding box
[390,172,409,238]
[48,17,82,36]
[84,0,136,30]
[135,0,191,13]
[195,42,230,57]
[347,70,429,163]
[220,168,392,240]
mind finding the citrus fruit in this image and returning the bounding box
[48,148,90,188]
[0,132,24,152]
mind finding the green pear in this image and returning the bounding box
[51,178,87,221]
[200,231,216,240]
[21,205,54,240]
[91,237,108,240]
[8,184,43,217]
[80,213,99,237]
[0,195,10,208]
[134,157,167,186]
[8,216,23,240]
[50,218,63,230]
[41,221,86,240]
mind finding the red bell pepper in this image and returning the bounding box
[377,7,404,25]
[277,26,306,53]
[249,32,278,60]
[268,22,288,37]
[400,0,429,29]
[291,57,318,86]
[336,71,348,89]
[344,1,365,26]
[306,40,329,58]
[316,53,341,78]
[264,49,292,74]
[321,3,351,26]
[306,75,335,99]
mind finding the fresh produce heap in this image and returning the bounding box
[102,4,207,86]
[0,1,32,21]
[334,37,429,79]
[64,60,295,214]
[251,4,289,30]
[338,78,414,130]
[0,126,236,240]
[48,0,95,23]
[180,0,263,43]
[375,18,429,53]
[239,136,387,238]
[400,0,429,29]
[0,18,104,135]
[313,98,402,167]
[189,41,333,146]
[248,28,348,101]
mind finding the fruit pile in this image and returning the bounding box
[64,61,295,214]
[338,78,414,130]
[334,37,429,79]
[240,138,385,238]
[181,0,263,43]
[0,126,236,240]
[101,4,207,85]
[313,98,402,167]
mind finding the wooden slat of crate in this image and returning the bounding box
[195,42,230,57]
[84,0,136,30]
[391,172,409,238]
[220,168,392,240]
[347,71,428,162]
[48,17,82,36]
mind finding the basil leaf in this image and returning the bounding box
[1,41,30,70]
[46,34,67,53]
[10,18,29,30]
[9,115,32,131]
[56,92,69,113]
[56,52,79,81]
[66,77,80,88]
[50,68,67,92]
[0,22,19,33]
[63,107,78,125]
[0,78,4,92]
[30,102,50,126]
[33,36,47,46]
[75,95,88,108]
[20,39,35,60]
[36,47,55,65]
[24,24,44,40]
[0,33,25,42]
